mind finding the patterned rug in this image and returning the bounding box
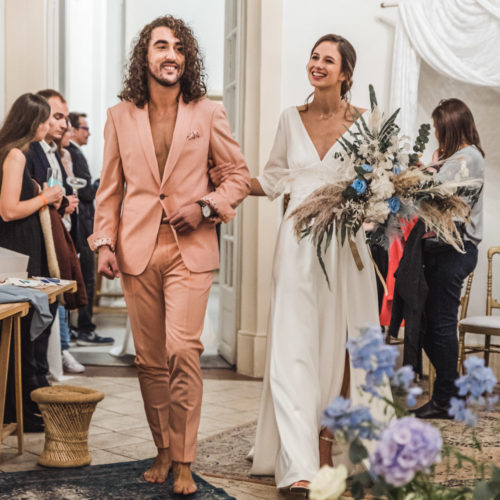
[194,387,500,489]
[0,459,235,499]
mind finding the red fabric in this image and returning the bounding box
[379,218,417,326]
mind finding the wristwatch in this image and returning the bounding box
[196,200,213,218]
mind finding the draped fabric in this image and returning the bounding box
[390,0,500,137]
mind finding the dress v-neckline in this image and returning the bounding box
[294,106,365,162]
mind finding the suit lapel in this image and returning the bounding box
[161,97,193,188]
[133,104,161,186]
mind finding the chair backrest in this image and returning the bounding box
[486,246,500,315]
[459,272,474,321]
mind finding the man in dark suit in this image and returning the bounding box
[67,112,113,346]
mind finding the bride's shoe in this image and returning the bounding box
[287,480,310,496]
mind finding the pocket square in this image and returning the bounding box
[187,130,200,140]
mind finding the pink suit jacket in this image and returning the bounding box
[89,97,250,275]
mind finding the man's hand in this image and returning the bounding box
[64,195,79,215]
[97,246,121,279]
[167,203,203,234]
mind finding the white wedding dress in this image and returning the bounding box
[251,107,392,488]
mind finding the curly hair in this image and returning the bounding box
[119,16,207,108]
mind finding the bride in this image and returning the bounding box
[211,33,392,494]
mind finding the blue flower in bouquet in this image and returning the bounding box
[322,396,379,441]
[347,327,398,396]
[394,164,402,175]
[371,417,442,487]
[362,163,373,173]
[455,357,497,398]
[387,196,401,213]
[350,178,367,195]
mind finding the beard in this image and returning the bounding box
[148,67,182,88]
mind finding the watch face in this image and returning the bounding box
[202,204,211,218]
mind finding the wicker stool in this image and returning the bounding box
[31,385,104,467]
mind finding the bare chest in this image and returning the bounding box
[149,108,177,177]
[300,114,353,161]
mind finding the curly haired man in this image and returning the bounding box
[89,16,250,494]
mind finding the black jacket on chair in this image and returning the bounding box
[65,142,96,251]
[388,220,428,375]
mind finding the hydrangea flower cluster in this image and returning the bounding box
[371,417,442,487]
[392,366,423,407]
[322,396,379,441]
[346,326,398,396]
[448,356,498,426]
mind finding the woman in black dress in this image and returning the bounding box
[0,93,63,431]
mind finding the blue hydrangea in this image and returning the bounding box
[322,396,379,441]
[347,327,398,397]
[362,163,373,172]
[351,178,367,195]
[448,397,477,426]
[455,357,497,398]
[393,366,415,390]
[406,386,423,407]
[371,417,442,487]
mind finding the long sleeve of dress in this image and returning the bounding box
[257,111,289,201]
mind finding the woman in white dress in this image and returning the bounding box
[211,34,391,494]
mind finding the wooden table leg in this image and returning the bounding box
[0,317,13,451]
[13,315,23,454]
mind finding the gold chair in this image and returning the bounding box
[458,247,500,370]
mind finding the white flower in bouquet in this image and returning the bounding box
[309,465,348,500]
[365,200,391,224]
[370,171,395,200]
[368,105,383,133]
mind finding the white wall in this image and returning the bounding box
[124,0,225,95]
[281,0,398,113]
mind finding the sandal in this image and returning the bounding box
[288,480,310,497]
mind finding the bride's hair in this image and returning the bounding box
[432,98,485,160]
[303,34,357,116]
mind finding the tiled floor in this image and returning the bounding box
[0,372,285,499]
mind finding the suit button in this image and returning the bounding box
[159,194,166,200]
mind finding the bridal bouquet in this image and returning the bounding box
[291,86,482,283]
[308,327,499,500]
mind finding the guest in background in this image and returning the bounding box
[55,125,85,374]
[0,93,63,430]
[67,112,113,346]
[415,98,485,419]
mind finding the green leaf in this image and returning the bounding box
[369,84,378,110]
[349,438,368,464]
[351,481,365,500]
[473,481,494,500]
[324,225,333,253]
[379,108,401,138]
[316,238,331,290]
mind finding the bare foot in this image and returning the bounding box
[143,448,171,484]
[319,429,334,467]
[172,461,197,495]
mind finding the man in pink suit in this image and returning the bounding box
[88,16,250,494]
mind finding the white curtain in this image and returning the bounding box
[390,0,500,137]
